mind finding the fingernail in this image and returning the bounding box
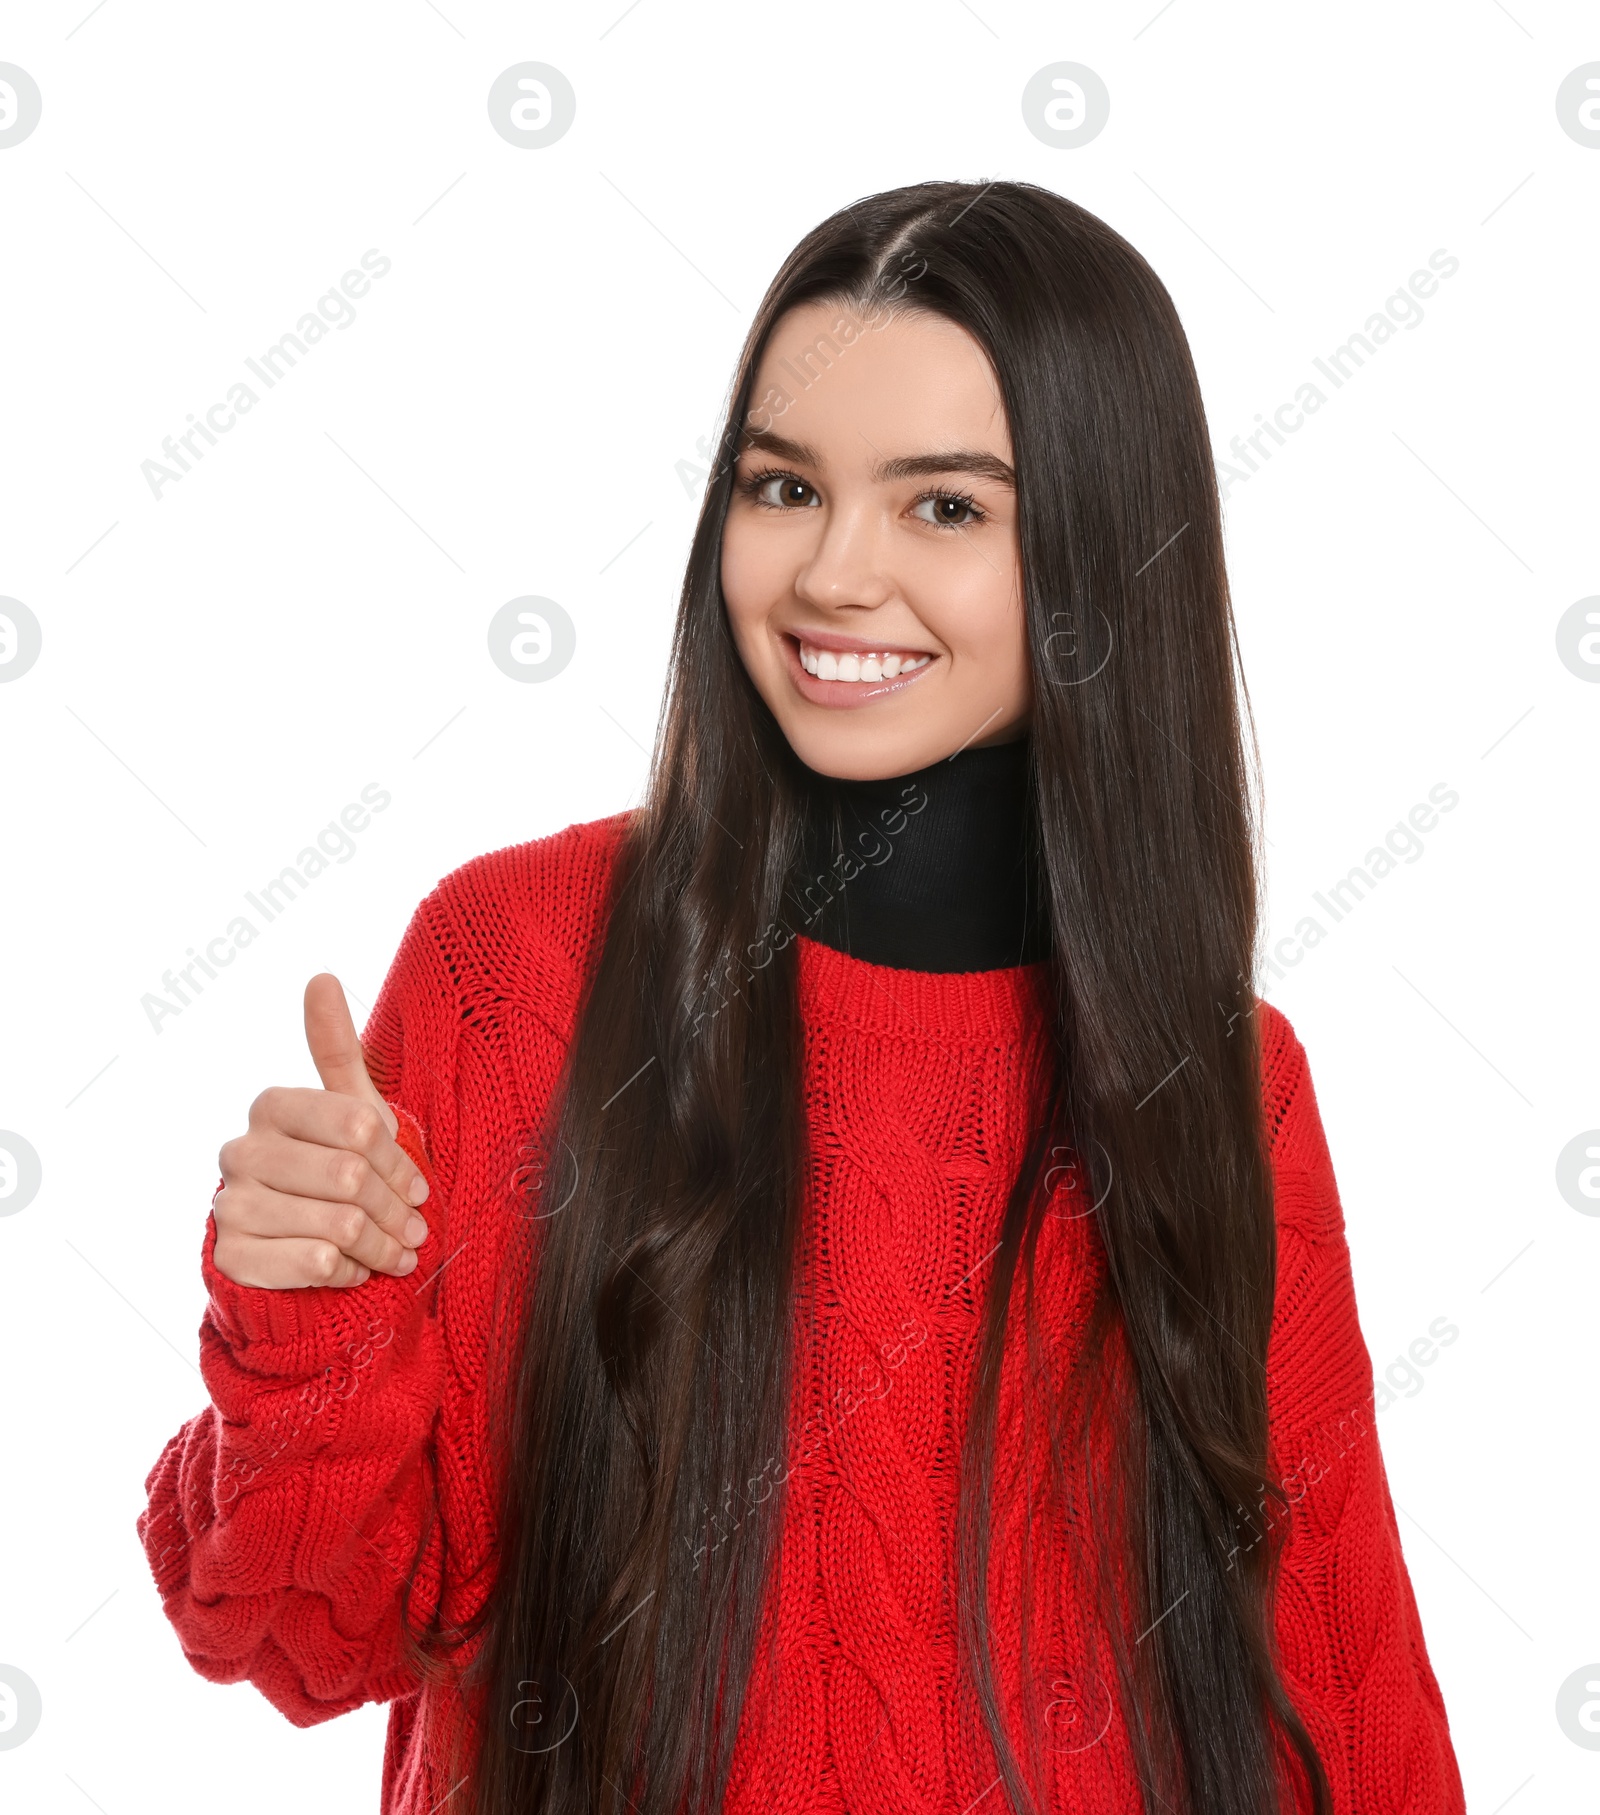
[397,1249,418,1274]
[405,1215,428,1246]
[408,1176,429,1205]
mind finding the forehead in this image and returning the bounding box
[746,301,1012,461]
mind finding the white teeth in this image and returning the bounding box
[798,642,929,683]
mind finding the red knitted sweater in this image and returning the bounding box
[138,811,1465,1813]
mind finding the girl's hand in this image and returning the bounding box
[211,974,432,1289]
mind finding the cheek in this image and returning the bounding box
[910,550,1027,671]
[719,521,785,681]
[719,515,783,626]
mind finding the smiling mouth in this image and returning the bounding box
[795,639,933,683]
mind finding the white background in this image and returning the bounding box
[1,2,1595,1810]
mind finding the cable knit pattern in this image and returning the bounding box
[138,811,1464,1813]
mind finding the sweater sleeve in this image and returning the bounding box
[136,887,462,1728]
[1255,1004,1466,1814]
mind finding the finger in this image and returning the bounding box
[218,1183,419,1277]
[213,1229,379,1292]
[248,1086,429,1214]
[303,973,398,1137]
[236,1130,428,1248]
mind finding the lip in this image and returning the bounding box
[785,625,938,657]
[778,629,939,710]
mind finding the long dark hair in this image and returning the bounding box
[425,179,1332,1814]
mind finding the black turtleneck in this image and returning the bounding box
[790,738,1052,973]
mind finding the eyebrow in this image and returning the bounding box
[738,428,1015,488]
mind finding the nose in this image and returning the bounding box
[790,496,896,616]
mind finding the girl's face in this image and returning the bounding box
[720,300,1031,781]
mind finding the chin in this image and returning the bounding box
[780,719,942,782]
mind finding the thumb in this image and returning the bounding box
[303,973,399,1136]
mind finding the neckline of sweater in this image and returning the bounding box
[795,929,1053,1039]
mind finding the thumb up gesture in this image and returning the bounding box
[211,974,432,1289]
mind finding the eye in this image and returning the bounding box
[740,468,821,510]
[911,490,986,528]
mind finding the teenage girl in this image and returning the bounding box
[140,179,1465,1815]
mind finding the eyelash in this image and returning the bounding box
[734,466,989,529]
